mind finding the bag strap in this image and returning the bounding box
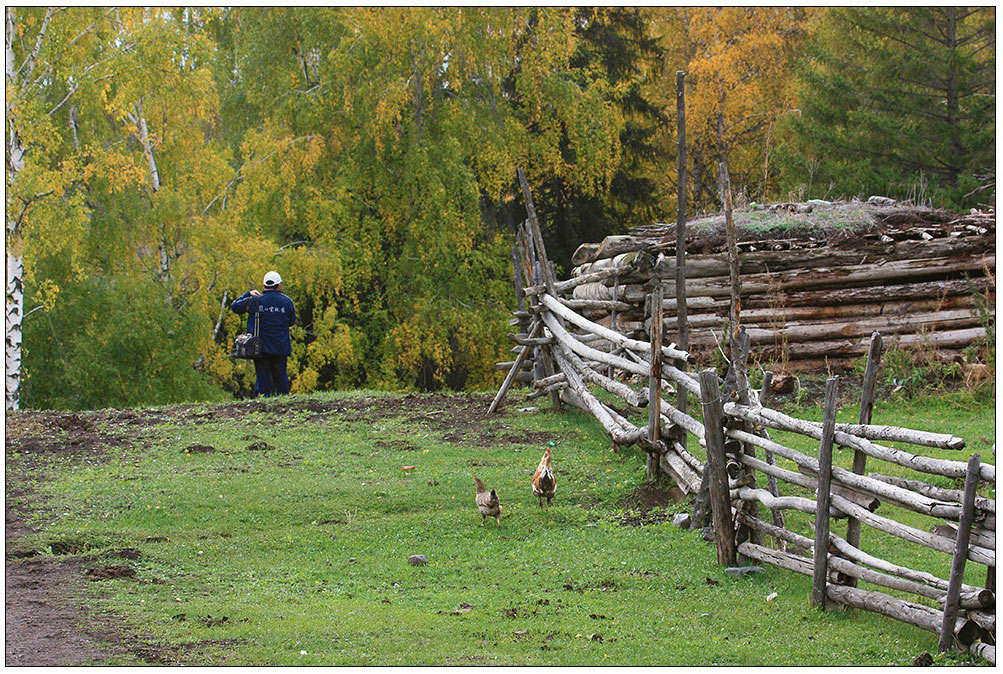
[252,296,260,337]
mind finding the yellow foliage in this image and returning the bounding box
[647,7,814,209]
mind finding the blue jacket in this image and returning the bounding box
[231,289,296,356]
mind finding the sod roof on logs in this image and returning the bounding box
[628,199,995,256]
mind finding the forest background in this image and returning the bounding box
[5,7,995,411]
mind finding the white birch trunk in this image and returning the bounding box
[5,9,38,411]
[127,99,172,294]
[6,231,24,411]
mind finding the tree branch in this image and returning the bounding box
[16,7,55,82]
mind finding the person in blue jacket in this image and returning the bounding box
[231,270,296,396]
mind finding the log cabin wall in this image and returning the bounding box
[567,203,995,371]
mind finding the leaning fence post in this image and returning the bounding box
[647,285,664,480]
[847,332,883,567]
[699,370,736,567]
[939,453,982,652]
[811,376,839,609]
[488,321,542,414]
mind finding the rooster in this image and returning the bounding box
[532,446,557,508]
[473,474,502,526]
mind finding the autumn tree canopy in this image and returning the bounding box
[6,6,995,410]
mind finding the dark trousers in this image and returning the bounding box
[253,354,290,396]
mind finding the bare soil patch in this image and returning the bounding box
[615,482,687,527]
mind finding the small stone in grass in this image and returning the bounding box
[408,554,428,566]
[724,566,764,577]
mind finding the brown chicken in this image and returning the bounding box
[473,474,502,526]
[532,446,557,508]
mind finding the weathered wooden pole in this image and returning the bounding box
[939,453,982,652]
[647,285,664,480]
[489,321,542,414]
[674,70,690,449]
[732,327,761,548]
[811,376,839,609]
[699,370,736,566]
[716,113,740,349]
[847,331,883,567]
[517,167,555,295]
[519,221,546,387]
[759,370,786,550]
[517,167,562,411]
[511,246,526,316]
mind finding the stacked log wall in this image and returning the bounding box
[566,209,995,370]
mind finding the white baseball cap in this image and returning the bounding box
[263,271,282,287]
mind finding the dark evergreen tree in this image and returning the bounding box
[500,7,666,273]
[778,7,995,207]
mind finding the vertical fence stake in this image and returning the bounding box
[674,70,690,456]
[518,168,563,411]
[608,276,619,380]
[647,285,664,480]
[811,376,839,609]
[939,453,982,652]
[758,370,786,550]
[699,370,736,567]
[847,332,883,569]
[511,245,526,318]
[733,327,761,549]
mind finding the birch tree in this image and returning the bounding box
[5,7,113,410]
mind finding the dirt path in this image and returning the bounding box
[5,553,127,665]
[5,410,133,666]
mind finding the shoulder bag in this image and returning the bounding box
[232,297,263,359]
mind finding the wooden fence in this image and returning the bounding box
[490,191,996,663]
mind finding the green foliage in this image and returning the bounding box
[523,7,665,271]
[777,7,995,208]
[221,7,634,393]
[22,276,226,410]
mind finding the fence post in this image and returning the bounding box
[758,370,786,550]
[674,69,690,456]
[811,376,839,609]
[731,327,761,549]
[608,276,619,380]
[511,246,526,317]
[699,370,736,567]
[847,332,883,568]
[939,453,982,652]
[647,285,665,479]
[518,168,562,412]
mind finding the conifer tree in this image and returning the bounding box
[779,7,995,206]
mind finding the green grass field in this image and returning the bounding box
[6,387,994,666]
